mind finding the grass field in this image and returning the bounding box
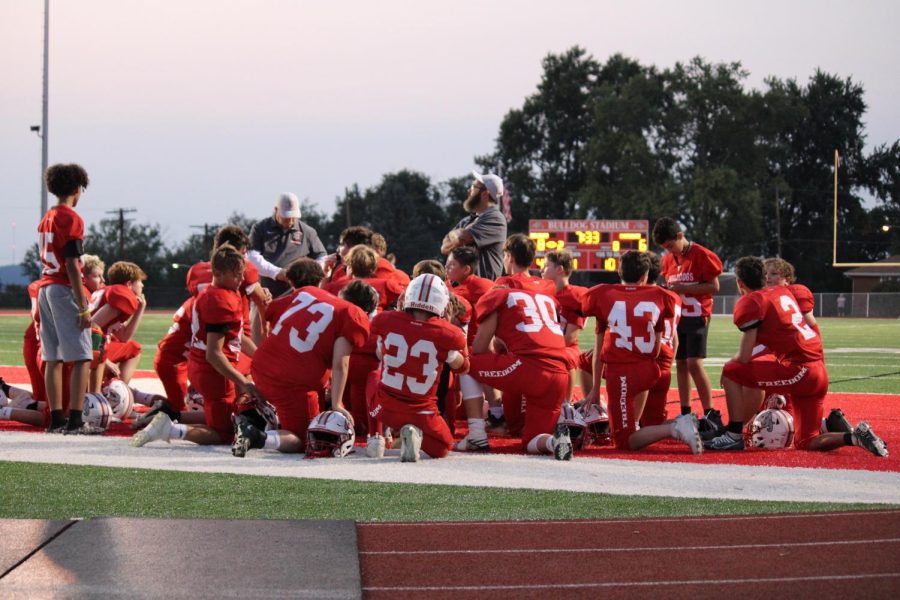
[3,313,898,393]
[0,462,890,521]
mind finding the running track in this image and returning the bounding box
[358,510,900,599]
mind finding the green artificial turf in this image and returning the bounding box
[0,461,890,521]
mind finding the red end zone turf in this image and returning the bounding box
[2,365,897,472]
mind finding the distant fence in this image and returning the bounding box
[712,293,900,318]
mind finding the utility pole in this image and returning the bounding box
[107,208,136,259]
[40,0,49,217]
[191,224,215,255]
[774,188,782,257]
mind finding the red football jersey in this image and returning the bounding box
[788,283,815,315]
[660,242,722,318]
[186,259,259,297]
[556,284,588,343]
[582,284,677,364]
[322,277,405,312]
[476,287,567,362]
[495,272,557,297]
[450,275,494,345]
[253,286,370,388]
[37,205,84,286]
[189,285,244,363]
[92,284,139,332]
[656,287,683,365]
[372,311,466,410]
[733,287,823,364]
[157,297,194,363]
[377,257,411,286]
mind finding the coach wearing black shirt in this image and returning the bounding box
[247,193,327,298]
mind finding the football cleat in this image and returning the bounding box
[697,409,724,436]
[703,431,745,451]
[131,412,173,448]
[231,414,256,458]
[64,423,107,435]
[366,434,386,459]
[553,423,573,461]
[821,408,853,434]
[400,424,423,463]
[452,435,490,452]
[854,421,889,458]
[672,413,703,455]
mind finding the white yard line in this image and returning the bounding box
[1,430,898,505]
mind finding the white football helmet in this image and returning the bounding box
[579,402,611,446]
[306,410,355,458]
[82,393,113,430]
[749,408,795,449]
[102,378,134,421]
[185,386,204,412]
[558,403,588,448]
[403,273,450,317]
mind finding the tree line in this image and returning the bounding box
[18,47,900,301]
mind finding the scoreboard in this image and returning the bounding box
[528,219,650,272]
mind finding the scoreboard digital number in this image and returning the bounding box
[528,219,650,272]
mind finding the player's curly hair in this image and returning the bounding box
[340,279,379,314]
[214,224,250,253]
[447,293,467,323]
[285,258,324,289]
[763,257,796,284]
[544,250,574,276]
[619,250,650,284]
[210,244,245,276]
[82,254,105,276]
[646,251,662,284]
[45,163,89,199]
[502,234,535,268]
[652,217,681,245]
[370,233,388,256]
[735,256,765,291]
[107,261,147,285]
[412,259,446,280]
[346,245,378,278]
[339,226,374,248]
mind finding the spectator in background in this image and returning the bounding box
[247,193,326,299]
[837,293,847,317]
[441,172,508,280]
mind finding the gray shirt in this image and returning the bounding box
[454,205,507,280]
[248,217,326,296]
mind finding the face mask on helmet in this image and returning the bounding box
[749,408,795,449]
[305,411,355,458]
[82,393,112,430]
[185,386,204,411]
[579,403,611,446]
[403,274,450,317]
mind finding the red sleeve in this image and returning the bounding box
[242,260,259,286]
[655,291,676,332]
[790,284,815,314]
[340,306,371,349]
[106,285,138,318]
[187,262,211,297]
[733,293,764,331]
[698,247,724,281]
[474,288,507,323]
[370,311,390,340]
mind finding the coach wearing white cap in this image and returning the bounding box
[247,193,327,298]
[441,171,508,280]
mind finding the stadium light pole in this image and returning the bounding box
[39,0,50,218]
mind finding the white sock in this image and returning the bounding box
[526,436,543,454]
[0,407,12,420]
[489,406,504,419]
[131,387,155,406]
[467,418,486,439]
[170,423,188,440]
[263,431,280,450]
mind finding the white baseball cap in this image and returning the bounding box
[275,193,301,218]
[472,171,504,201]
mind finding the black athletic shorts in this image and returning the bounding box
[675,316,709,360]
